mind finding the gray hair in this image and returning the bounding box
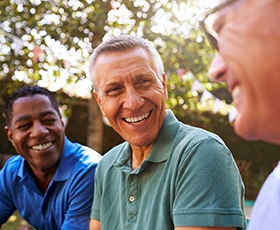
[88,35,164,88]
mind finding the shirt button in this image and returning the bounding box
[129,195,135,202]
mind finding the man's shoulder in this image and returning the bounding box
[1,155,21,169]
[178,121,223,143]
[97,142,127,167]
[79,145,102,163]
[0,155,22,179]
[171,122,229,158]
[65,138,102,164]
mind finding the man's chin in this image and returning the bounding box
[233,115,257,141]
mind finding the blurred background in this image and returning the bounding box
[0,0,279,228]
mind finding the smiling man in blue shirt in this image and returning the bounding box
[0,85,101,229]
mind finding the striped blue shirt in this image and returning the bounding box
[248,162,280,229]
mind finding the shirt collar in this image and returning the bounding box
[53,137,76,181]
[114,110,180,169]
[146,110,179,163]
[18,136,74,181]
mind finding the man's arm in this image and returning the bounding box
[61,162,99,230]
[89,218,100,230]
[172,135,245,229]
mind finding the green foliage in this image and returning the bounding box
[0,0,222,140]
[166,72,199,116]
[1,0,276,203]
[0,0,110,96]
[1,212,32,230]
[0,0,215,96]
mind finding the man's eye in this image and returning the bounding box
[18,123,31,130]
[137,79,152,87]
[107,87,123,96]
[43,118,56,124]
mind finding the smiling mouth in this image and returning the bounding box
[123,111,151,124]
[30,141,53,151]
[232,85,241,101]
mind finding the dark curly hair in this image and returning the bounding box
[5,85,62,127]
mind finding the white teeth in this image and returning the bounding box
[31,142,52,151]
[125,112,150,123]
[232,86,241,100]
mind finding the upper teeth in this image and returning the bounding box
[31,142,52,151]
[232,86,241,100]
[125,112,150,123]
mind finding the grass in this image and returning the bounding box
[1,212,33,230]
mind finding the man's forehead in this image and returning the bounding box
[209,0,224,7]
[212,0,239,8]
[215,0,224,5]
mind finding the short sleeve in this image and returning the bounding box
[90,163,102,221]
[0,163,17,224]
[173,137,245,228]
[61,163,98,230]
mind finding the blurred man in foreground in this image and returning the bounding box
[200,0,280,229]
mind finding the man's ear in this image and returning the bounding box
[60,117,66,130]
[93,90,106,117]
[161,73,168,99]
[5,126,14,146]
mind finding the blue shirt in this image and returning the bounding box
[247,162,280,229]
[0,137,101,230]
[91,110,246,229]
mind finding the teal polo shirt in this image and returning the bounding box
[91,110,246,229]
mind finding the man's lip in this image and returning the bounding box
[123,110,152,124]
[227,79,238,93]
[232,85,241,100]
[29,141,54,151]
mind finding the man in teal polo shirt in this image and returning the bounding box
[88,35,246,230]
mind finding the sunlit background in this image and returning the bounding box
[1,0,277,229]
[0,0,217,98]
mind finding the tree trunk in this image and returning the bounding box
[87,97,104,154]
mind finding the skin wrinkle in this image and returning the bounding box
[209,0,280,144]
[5,95,65,192]
[206,0,280,229]
[93,47,167,168]
[89,35,242,230]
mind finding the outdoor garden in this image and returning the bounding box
[1,0,279,228]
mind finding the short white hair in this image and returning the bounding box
[88,35,164,89]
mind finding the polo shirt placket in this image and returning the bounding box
[127,174,138,223]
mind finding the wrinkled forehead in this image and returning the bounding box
[206,0,244,20]
[210,0,275,8]
[210,0,243,8]
[215,0,235,5]
[211,0,224,7]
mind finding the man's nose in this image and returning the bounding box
[30,121,48,137]
[209,53,227,82]
[123,88,145,110]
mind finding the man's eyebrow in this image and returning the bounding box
[133,73,156,82]
[135,73,148,79]
[14,110,57,124]
[103,81,123,92]
[15,114,32,124]
[40,110,57,117]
